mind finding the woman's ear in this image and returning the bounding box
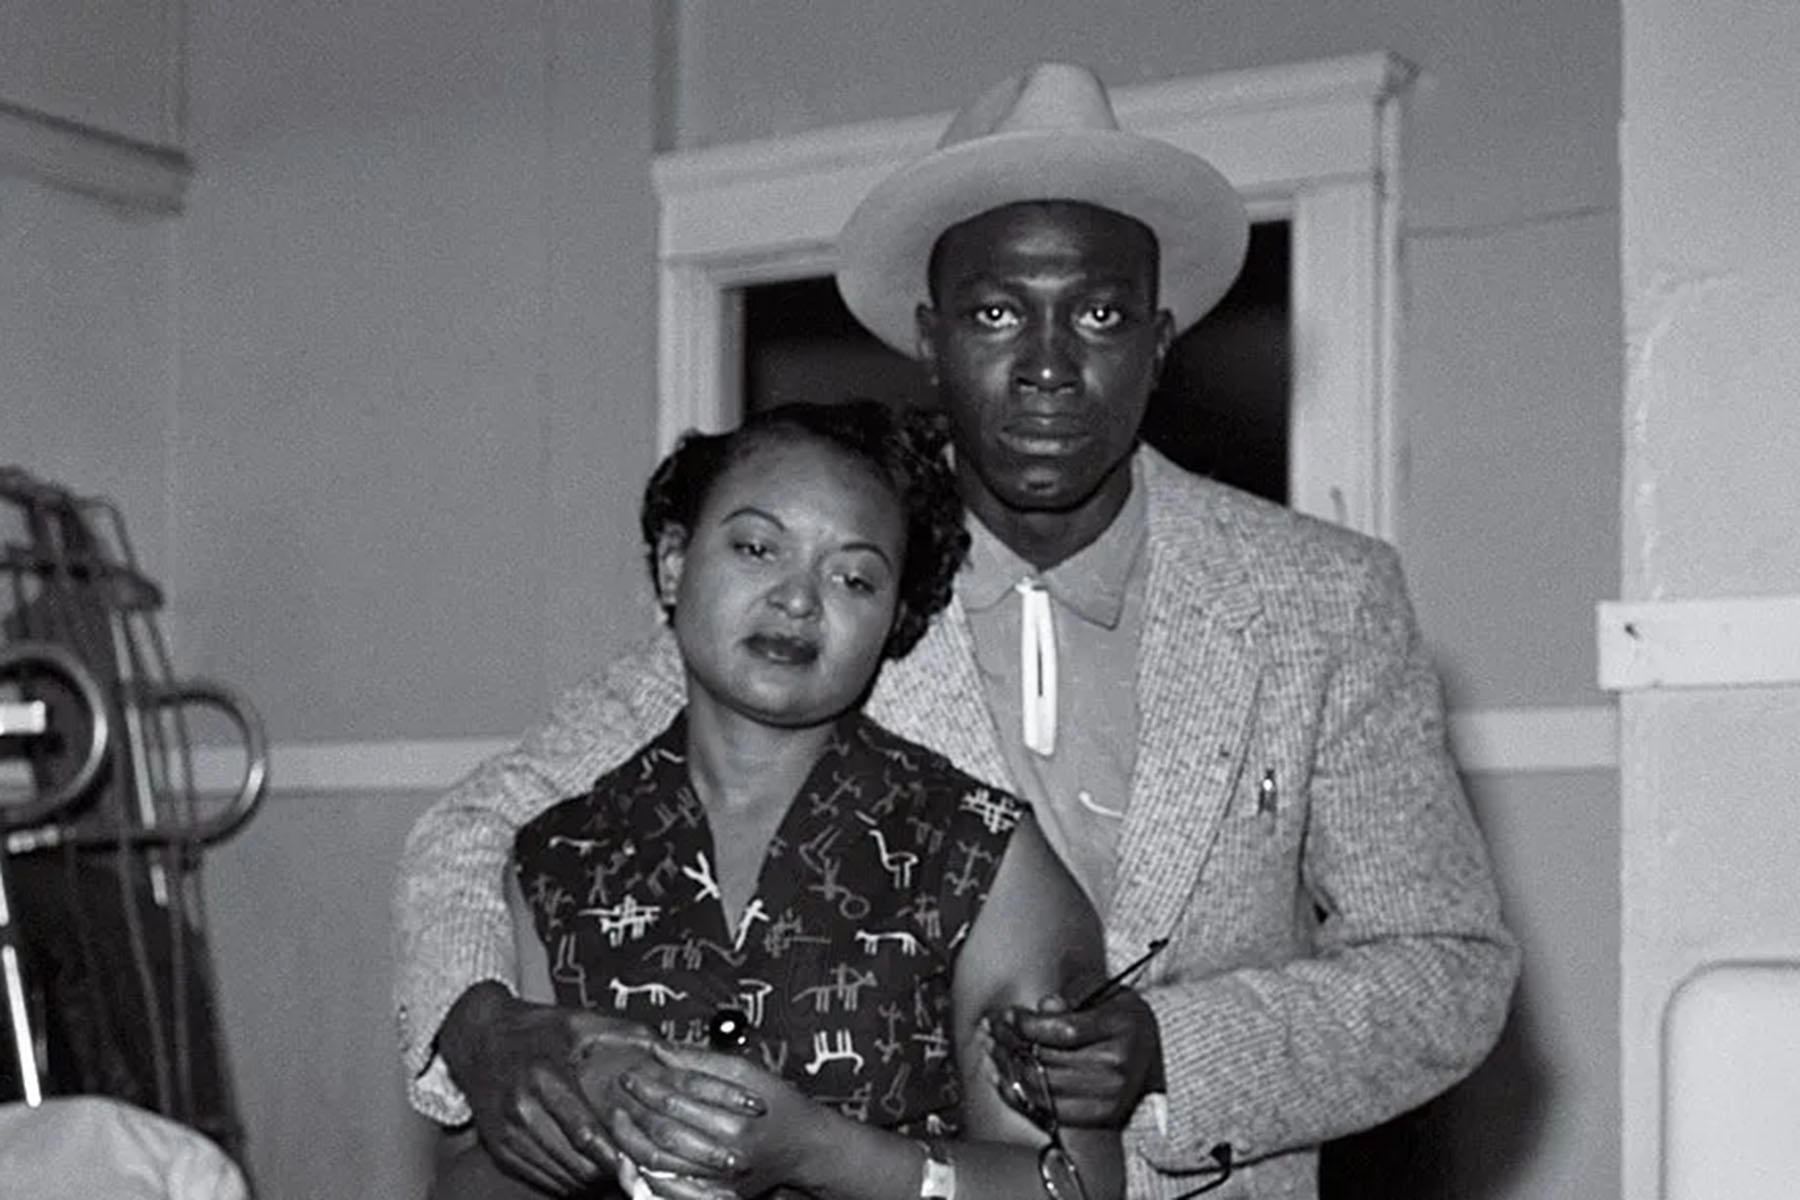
[653,527,688,610]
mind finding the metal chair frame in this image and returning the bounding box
[0,467,267,1169]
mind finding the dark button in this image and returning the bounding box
[708,1007,751,1053]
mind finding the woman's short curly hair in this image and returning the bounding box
[640,399,969,661]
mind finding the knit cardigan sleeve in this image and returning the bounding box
[390,633,685,1125]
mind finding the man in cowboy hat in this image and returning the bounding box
[394,62,1518,1198]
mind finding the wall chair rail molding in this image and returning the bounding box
[1598,595,1800,691]
[0,98,190,213]
[653,51,1414,543]
[136,707,1614,797]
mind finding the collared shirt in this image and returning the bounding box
[958,459,1149,917]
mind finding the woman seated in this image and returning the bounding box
[436,400,1117,1200]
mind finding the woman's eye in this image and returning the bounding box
[832,569,880,596]
[732,539,771,559]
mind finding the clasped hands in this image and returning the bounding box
[442,982,1161,1199]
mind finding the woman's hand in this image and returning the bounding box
[611,1042,834,1197]
[989,988,1164,1129]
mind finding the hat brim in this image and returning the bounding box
[836,128,1250,357]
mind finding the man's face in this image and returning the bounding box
[916,201,1172,520]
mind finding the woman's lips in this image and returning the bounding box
[744,632,820,665]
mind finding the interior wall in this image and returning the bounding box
[3,0,182,586]
[2,177,177,583]
[172,0,662,743]
[0,0,181,144]
[1617,1,1800,1194]
[172,4,663,1196]
[202,788,442,1198]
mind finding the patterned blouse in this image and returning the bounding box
[513,711,1026,1137]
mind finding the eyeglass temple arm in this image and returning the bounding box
[1072,937,1169,1011]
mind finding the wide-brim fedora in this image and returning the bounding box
[836,62,1250,358]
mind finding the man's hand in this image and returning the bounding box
[438,981,657,1195]
[990,988,1165,1128]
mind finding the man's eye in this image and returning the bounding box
[971,305,1020,330]
[1079,305,1124,330]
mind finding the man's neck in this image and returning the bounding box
[963,460,1135,572]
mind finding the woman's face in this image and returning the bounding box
[657,436,907,730]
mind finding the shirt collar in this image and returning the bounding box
[958,453,1148,629]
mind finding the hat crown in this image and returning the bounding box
[937,62,1123,149]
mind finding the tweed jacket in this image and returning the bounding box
[393,448,1519,1199]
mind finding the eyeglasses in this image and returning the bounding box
[998,1047,1235,1199]
[998,1041,1088,1200]
[1072,937,1168,1012]
[997,934,1234,1199]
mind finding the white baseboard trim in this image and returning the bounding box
[128,705,1617,796]
[1599,596,1800,691]
[190,737,517,796]
[0,739,510,799]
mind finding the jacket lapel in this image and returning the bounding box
[866,451,1268,962]
[1105,453,1267,954]
[867,597,1012,791]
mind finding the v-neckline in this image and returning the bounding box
[680,718,852,951]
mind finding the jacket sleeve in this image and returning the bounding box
[390,632,685,1125]
[1124,545,1520,1173]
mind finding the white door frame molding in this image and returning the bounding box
[651,52,1415,540]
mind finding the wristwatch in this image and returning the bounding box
[917,1138,956,1200]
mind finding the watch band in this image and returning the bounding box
[917,1137,957,1200]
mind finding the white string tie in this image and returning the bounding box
[1016,579,1057,756]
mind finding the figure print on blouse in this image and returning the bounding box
[514,709,1023,1136]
